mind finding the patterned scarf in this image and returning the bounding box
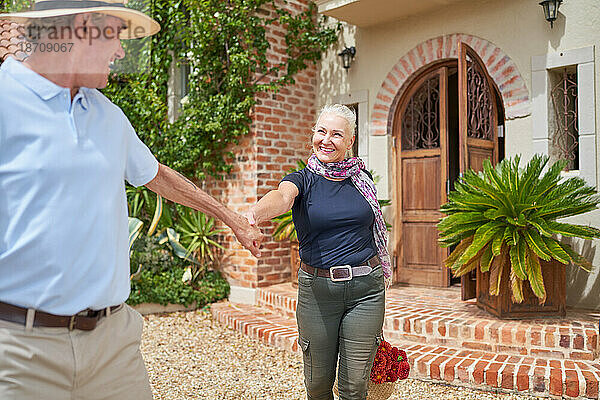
[306,154,392,284]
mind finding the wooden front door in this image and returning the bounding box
[458,42,499,299]
[393,67,450,287]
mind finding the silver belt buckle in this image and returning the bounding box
[330,265,353,282]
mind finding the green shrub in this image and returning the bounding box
[127,267,230,307]
[130,234,185,275]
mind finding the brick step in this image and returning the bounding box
[400,341,600,398]
[258,284,600,360]
[384,314,598,361]
[257,284,298,318]
[211,299,600,398]
[211,301,299,353]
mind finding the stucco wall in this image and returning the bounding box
[317,0,600,309]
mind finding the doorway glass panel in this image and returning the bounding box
[401,76,440,150]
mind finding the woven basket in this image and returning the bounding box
[332,379,395,400]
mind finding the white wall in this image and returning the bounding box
[317,0,600,309]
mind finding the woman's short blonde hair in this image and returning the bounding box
[314,104,356,137]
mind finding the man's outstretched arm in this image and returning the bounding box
[145,163,262,257]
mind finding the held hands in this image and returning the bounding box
[232,211,263,257]
[240,208,263,258]
[242,208,258,226]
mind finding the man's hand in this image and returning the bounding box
[231,212,263,257]
[146,163,264,257]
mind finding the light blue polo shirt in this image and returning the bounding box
[0,57,159,315]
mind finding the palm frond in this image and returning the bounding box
[558,241,594,272]
[542,236,570,265]
[510,270,524,303]
[523,229,552,261]
[454,221,504,269]
[479,244,493,273]
[445,236,473,269]
[489,246,507,296]
[547,222,600,240]
[439,154,599,304]
[526,247,546,303]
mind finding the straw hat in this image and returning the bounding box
[0,0,160,39]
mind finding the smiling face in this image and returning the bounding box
[312,112,355,163]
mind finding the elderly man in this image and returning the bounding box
[0,1,262,399]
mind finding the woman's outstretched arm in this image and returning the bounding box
[245,181,299,225]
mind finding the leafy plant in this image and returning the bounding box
[438,154,600,304]
[126,185,152,220]
[130,233,186,275]
[128,217,144,255]
[127,208,221,283]
[272,210,298,241]
[126,186,167,235]
[175,208,226,284]
[127,187,166,280]
[127,268,230,307]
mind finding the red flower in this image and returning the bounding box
[398,349,407,362]
[369,340,410,384]
[386,370,397,382]
[398,361,410,380]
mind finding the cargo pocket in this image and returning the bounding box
[298,336,312,383]
[363,333,383,380]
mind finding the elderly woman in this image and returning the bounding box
[246,104,392,400]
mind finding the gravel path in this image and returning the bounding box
[141,310,539,400]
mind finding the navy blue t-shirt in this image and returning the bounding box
[281,168,377,269]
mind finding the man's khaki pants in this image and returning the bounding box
[0,304,153,400]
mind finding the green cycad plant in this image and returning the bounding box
[438,154,600,304]
[272,210,297,241]
[175,208,225,285]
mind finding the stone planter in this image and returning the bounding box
[476,258,566,319]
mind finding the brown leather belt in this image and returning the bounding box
[300,255,380,281]
[0,302,122,331]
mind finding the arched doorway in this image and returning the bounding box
[392,43,505,295]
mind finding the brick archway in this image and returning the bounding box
[370,33,530,136]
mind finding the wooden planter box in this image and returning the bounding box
[290,241,300,287]
[476,258,566,319]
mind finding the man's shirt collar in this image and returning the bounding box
[2,57,90,110]
[2,56,67,101]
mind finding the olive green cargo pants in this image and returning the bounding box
[296,265,385,400]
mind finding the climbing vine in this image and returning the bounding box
[103,0,339,179]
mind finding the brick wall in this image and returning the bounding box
[203,0,316,289]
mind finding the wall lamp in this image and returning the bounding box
[338,46,356,70]
[539,0,562,28]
